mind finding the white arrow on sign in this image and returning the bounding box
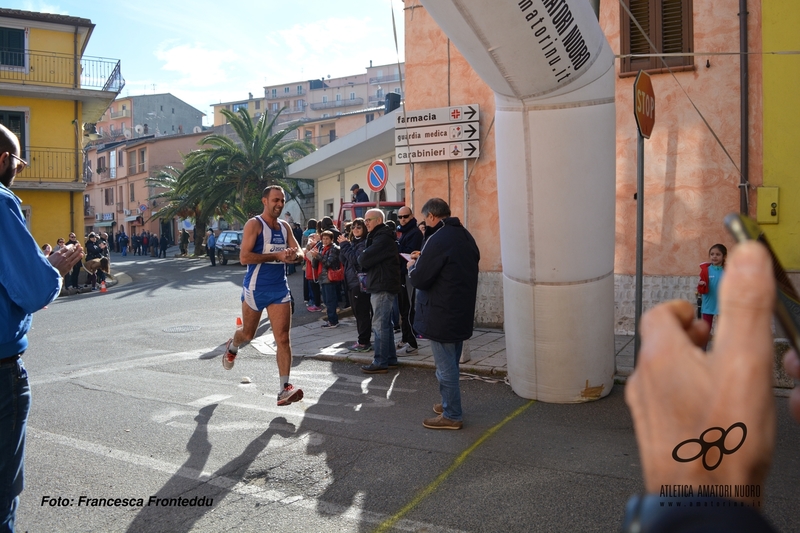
[395,141,480,164]
[395,121,479,147]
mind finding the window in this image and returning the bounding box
[97,156,107,172]
[109,151,116,179]
[322,96,328,103]
[104,187,114,206]
[255,100,260,110]
[130,183,135,202]
[350,92,356,100]
[118,150,124,167]
[394,88,401,94]
[128,152,136,174]
[0,27,25,67]
[366,113,375,124]
[376,88,384,98]
[620,0,693,75]
[143,124,149,134]
[138,148,146,173]
[172,108,175,113]
[297,85,303,95]
[271,103,279,112]
[271,89,277,98]
[0,110,26,157]
[284,87,290,94]
[232,102,248,112]
[160,105,163,111]
[336,94,342,102]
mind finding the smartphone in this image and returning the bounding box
[724,213,800,351]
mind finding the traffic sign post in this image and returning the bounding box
[395,104,480,164]
[366,160,389,193]
[633,71,655,364]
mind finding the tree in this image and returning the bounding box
[147,150,245,254]
[202,107,315,217]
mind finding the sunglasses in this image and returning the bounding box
[398,214,411,220]
[7,153,27,173]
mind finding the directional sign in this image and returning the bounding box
[366,160,389,192]
[395,142,480,164]
[634,71,655,139]
[394,104,479,129]
[395,121,478,147]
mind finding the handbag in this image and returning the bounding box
[357,272,368,292]
[327,263,345,282]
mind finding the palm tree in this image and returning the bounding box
[202,107,315,217]
[147,150,246,254]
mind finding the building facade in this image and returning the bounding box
[83,131,207,243]
[95,93,205,142]
[0,8,123,246]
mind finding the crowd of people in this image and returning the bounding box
[3,111,799,531]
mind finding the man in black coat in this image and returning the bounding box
[396,206,423,355]
[358,209,401,373]
[408,198,480,430]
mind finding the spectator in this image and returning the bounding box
[66,232,81,289]
[396,206,423,355]
[159,233,169,259]
[338,218,372,352]
[141,231,149,256]
[53,237,66,254]
[408,198,480,430]
[310,230,341,328]
[304,233,322,312]
[180,228,190,256]
[118,229,129,256]
[131,232,141,256]
[84,232,104,291]
[1,123,84,530]
[40,243,52,257]
[205,230,216,265]
[358,209,401,373]
[350,184,369,217]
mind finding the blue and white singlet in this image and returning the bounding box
[241,217,291,309]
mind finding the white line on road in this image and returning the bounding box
[28,427,466,533]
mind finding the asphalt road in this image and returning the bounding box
[13,253,800,532]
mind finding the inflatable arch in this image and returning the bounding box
[420,0,617,402]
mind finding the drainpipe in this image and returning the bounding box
[71,26,79,233]
[739,0,749,214]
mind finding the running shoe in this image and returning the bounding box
[307,305,322,312]
[277,384,304,406]
[348,343,372,353]
[321,322,339,329]
[222,339,236,370]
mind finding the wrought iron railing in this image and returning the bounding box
[369,73,403,84]
[309,97,364,111]
[0,49,124,92]
[14,146,77,182]
[110,109,130,119]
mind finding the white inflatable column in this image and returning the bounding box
[421,0,616,402]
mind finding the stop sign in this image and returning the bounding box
[634,71,655,139]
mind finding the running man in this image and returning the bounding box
[223,185,304,406]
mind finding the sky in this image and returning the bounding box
[12,0,406,125]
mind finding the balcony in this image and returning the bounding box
[368,96,388,105]
[303,134,337,150]
[309,97,364,111]
[110,109,131,119]
[84,205,95,218]
[14,146,77,183]
[0,49,124,92]
[369,73,403,84]
[267,88,305,99]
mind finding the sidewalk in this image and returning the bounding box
[251,314,639,382]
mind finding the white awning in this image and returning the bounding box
[124,215,138,222]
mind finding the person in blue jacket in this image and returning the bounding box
[0,124,84,532]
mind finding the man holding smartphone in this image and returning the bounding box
[0,124,83,531]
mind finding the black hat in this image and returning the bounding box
[350,184,360,191]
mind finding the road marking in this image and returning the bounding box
[30,349,210,385]
[28,427,466,533]
[189,394,232,407]
[375,400,536,533]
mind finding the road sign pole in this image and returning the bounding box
[634,132,644,366]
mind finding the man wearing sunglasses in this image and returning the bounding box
[1,124,84,531]
[396,207,423,355]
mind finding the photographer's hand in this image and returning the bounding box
[626,241,776,504]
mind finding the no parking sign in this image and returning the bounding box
[366,160,389,192]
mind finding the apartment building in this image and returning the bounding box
[0,8,123,245]
[83,131,206,243]
[95,93,205,142]
[212,62,404,148]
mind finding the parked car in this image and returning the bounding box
[216,230,244,265]
[336,200,405,230]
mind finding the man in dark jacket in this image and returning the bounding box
[358,209,401,373]
[396,206,423,355]
[408,198,479,430]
